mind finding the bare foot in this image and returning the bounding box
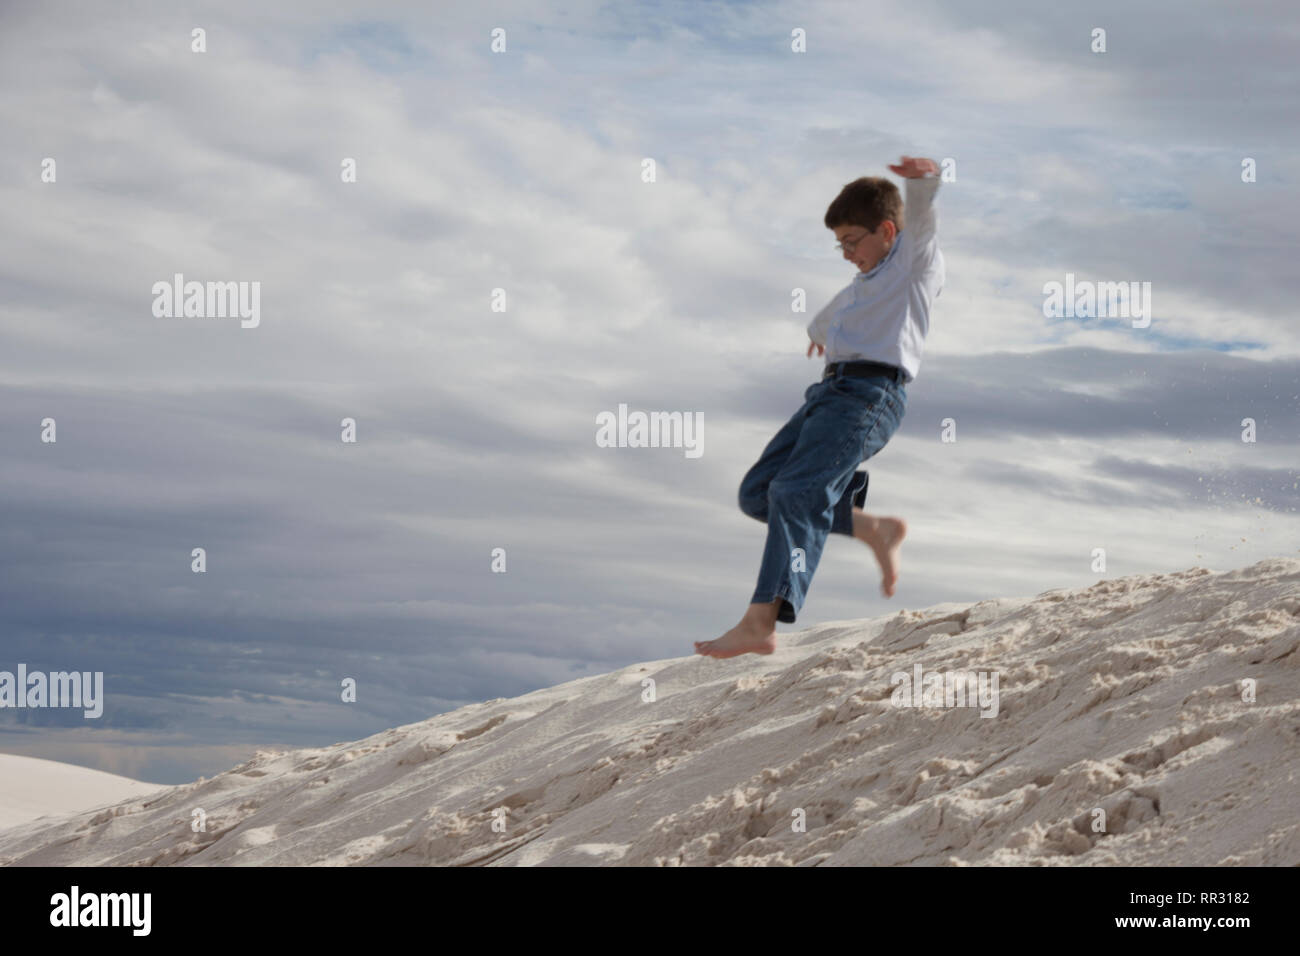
[695,601,781,658]
[695,620,777,658]
[852,510,907,597]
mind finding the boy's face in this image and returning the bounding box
[834,221,897,273]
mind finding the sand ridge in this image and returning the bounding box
[1,557,1295,866]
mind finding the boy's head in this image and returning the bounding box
[825,176,903,273]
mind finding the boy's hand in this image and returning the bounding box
[807,338,824,358]
[888,155,938,179]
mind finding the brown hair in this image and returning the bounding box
[824,176,903,234]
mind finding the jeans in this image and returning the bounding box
[738,370,906,623]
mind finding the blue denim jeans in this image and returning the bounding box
[738,370,906,623]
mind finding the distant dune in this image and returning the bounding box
[1,557,1296,866]
[0,755,163,832]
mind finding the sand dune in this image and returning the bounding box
[1,557,1296,866]
[0,755,163,832]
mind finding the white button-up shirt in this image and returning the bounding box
[806,175,944,384]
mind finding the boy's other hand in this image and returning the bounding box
[888,155,938,179]
[807,338,825,358]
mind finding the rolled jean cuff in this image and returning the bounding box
[752,588,800,624]
[831,470,869,535]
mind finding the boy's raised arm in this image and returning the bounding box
[890,155,941,272]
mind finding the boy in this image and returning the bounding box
[695,155,944,659]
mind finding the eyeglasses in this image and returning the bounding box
[835,232,869,254]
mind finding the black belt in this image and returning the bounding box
[823,360,905,383]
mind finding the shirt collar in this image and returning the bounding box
[855,233,901,280]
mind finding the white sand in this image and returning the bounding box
[1,557,1296,866]
[0,755,163,831]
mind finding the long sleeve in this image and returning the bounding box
[807,297,834,346]
[903,174,941,274]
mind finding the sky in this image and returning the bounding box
[1,0,1297,784]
